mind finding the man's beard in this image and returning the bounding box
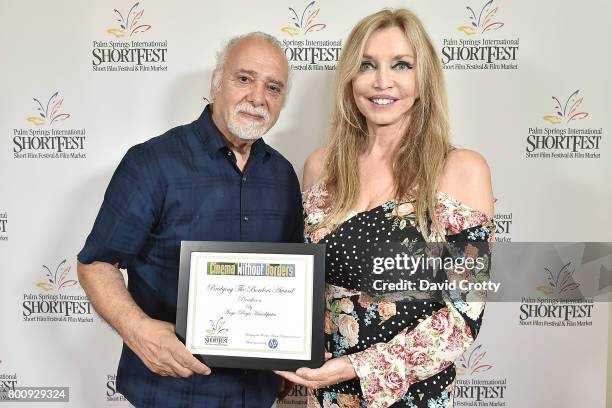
[227,103,271,140]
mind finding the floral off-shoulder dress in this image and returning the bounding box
[303,182,494,408]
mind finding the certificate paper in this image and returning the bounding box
[176,241,325,370]
[186,252,312,360]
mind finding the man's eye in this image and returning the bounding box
[268,84,282,94]
[359,61,375,71]
[393,61,413,70]
[237,75,251,84]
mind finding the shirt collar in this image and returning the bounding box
[197,104,270,160]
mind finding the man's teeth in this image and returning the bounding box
[371,98,395,105]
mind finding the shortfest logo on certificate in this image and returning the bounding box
[186,253,313,360]
[204,316,229,346]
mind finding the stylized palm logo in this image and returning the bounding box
[537,262,580,295]
[456,344,493,376]
[36,260,78,292]
[107,2,151,38]
[543,90,589,125]
[281,1,326,37]
[26,92,70,127]
[205,316,229,336]
[458,0,504,36]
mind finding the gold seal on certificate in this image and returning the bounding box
[176,241,326,371]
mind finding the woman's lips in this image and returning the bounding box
[368,96,398,108]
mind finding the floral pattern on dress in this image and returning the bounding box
[348,304,472,407]
[302,182,494,408]
[303,182,332,244]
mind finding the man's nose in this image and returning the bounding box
[246,81,266,106]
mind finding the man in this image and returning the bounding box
[77,32,302,407]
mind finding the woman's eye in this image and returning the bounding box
[393,61,413,70]
[359,61,375,71]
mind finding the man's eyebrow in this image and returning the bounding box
[234,69,286,89]
[268,78,286,89]
[235,69,258,77]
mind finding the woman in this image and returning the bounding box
[276,8,494,408]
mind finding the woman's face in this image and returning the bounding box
[352,26,419,133]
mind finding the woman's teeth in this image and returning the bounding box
[371,98,395,105]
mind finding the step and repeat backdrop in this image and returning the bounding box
[1,0,610,407]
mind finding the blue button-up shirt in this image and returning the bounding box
[78,104,303,407]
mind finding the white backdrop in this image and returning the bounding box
[0,0,610,407]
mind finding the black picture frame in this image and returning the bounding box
[176,241,326,371]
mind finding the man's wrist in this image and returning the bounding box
[118,307,149,346]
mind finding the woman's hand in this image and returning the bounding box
[274,354,356,390]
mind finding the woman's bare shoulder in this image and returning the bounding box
[437,148,494,217]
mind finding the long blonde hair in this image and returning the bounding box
[322,8,451,239]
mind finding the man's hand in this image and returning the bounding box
[274,354,355,390]
[125,317,211,378]
[77,261,210,378]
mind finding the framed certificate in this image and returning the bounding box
[176,241,326,371]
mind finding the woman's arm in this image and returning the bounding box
[438,148,494,218]
[302,147,327,191]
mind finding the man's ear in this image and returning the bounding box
[210,68,219,101]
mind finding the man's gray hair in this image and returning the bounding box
[211,32,291,100]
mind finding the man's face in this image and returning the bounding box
[211,37,289,141]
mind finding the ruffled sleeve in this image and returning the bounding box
[347,193,494,408]
[302,181,333,244]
